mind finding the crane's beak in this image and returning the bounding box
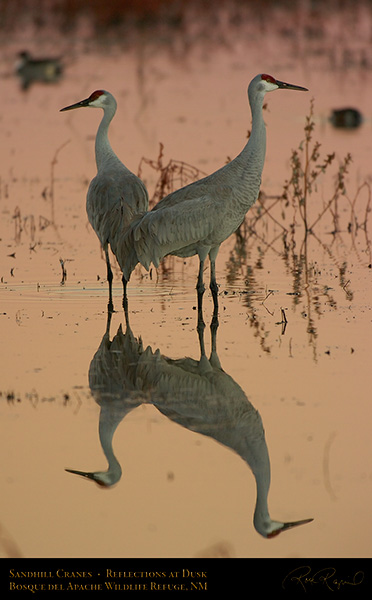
[276,79,308,92]
[60,97,91,112]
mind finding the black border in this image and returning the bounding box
[1,558,370,596]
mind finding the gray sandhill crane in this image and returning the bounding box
[66,308,313,538]
[60,90,149,310]
[115,74,307,316]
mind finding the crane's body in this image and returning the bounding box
[60,90,149,309]
[116,74,307,315]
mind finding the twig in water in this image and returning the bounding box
[262,289,274,315]
[59,258,67,285]
[276,307,288,334]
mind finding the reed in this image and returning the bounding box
[280,98,370,239]
[138,142,206,208]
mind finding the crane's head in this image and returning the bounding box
[249,74,308,96]
[255,516,314,538]
[60,90,115,112]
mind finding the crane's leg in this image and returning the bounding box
[196,257,206,319]
[209,246,219,317]
[105,248,114,312]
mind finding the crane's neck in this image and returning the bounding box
[241,89,267,166]
[226,89,267,210]
[250,90,266,151]
[95,105,120,172]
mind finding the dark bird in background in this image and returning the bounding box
[330,108,363,129]
[15,50,63,91]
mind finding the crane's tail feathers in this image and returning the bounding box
[114,217,165,281]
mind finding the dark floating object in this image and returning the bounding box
[15,50,63,91]
[330,107,363,129]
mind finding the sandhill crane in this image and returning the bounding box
[115,74,307,317]
[60,90,149,310]
[15,50,63,90]
[66,307,313,538]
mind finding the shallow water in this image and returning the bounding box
[1,4,372,565]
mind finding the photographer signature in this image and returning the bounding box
[282,565,364,592]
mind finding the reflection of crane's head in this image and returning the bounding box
[65,467,121,488]
[257,517,314,539]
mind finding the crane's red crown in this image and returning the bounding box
[261,74,276,84]
[89,90,105,101]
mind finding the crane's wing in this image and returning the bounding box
[129,182,235,269]
[87,172,149,248]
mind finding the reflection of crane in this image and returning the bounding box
[66,309,144,486]
[116,74,307,316]
[66,306,313,538]
[60,90,149,310]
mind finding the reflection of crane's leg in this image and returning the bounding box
[210,311,219,341]
[105,303,113,336]
[196,311,213,372]
[196,312,206,353]
[209,311,221,368]
[209,246,219,314]
[122,279,130,328]
[105,248,114,311]
[122,276,128,312]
